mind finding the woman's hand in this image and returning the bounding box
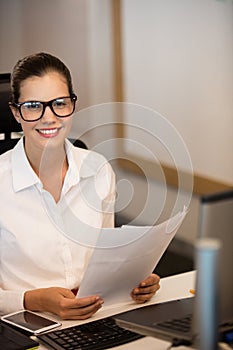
[24,287,104,320]
[130,273,160,304]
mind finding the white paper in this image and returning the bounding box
[77,208,187,305]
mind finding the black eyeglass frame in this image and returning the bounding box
[10,94,77,122]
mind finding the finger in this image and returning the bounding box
[68,305,102,320]
[61,300,103,319]
[139,273,160,287]
[61,288,77,299]
[67,296,103,309]
[67,303,103,318]
[133,281,160,294]
[131,286,158,297]
[131,292,155,303]
[133,286,159,296]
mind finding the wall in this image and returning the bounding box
[121,0,233,186]
[0,1,23,71]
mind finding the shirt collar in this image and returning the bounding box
[12,138,102,193]
[12,137,41,192]
[64,139,105,185]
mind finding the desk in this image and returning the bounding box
[36,270,196,350]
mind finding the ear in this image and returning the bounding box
[9,103,21,123]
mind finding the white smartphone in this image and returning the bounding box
[1,310,62,335]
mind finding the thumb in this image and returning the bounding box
[58,288,76,299]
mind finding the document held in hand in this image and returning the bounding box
[78,208,187,305]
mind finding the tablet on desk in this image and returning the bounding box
[1,310,61,335]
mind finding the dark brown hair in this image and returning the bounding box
[11,52,74,103]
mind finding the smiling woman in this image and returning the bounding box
[0,52,161,320]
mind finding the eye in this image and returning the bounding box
[22,101,42,111]
[53,98,68,108]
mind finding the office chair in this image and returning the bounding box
[0,73,22,155]
[70,139,88,149]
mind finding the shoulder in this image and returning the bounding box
[0,150,13,193]
[66,139,115,178]
[0,150,12,174]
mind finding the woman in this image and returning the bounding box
[0,52,160,320]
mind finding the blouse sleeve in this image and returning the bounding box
[0,289,25,315]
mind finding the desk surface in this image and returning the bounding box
[35,270,196,350]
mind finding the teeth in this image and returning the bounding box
[39,129,58,135]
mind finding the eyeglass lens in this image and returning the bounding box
[20,97,75,121]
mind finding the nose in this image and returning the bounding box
[41,105,58,123]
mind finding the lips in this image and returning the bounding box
[37,128,61,137]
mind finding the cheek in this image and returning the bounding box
[64,117,73,132]
[20,121,37,134]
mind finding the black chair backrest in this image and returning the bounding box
[0,73,22,154]
[0,73,22,138]
[71,139,88,149]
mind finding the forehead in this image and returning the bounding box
[19,71,69,101]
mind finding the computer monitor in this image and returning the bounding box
[198,189,233,324]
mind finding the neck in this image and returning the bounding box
[24,139,68,182]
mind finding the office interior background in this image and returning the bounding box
[0,0,232,276]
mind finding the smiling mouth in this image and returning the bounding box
[37,128,61,136]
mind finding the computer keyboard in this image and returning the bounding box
[155,314,192,333]
[37,316,144,350]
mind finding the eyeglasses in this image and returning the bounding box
[11,95,77,122]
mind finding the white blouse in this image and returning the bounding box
[0,138,115,314]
